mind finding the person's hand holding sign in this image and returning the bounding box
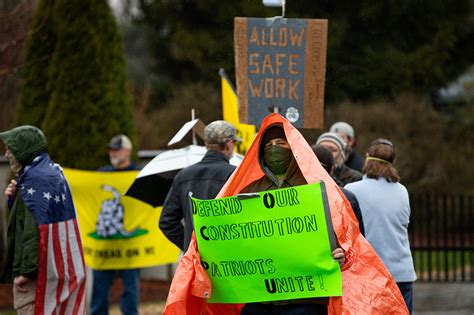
[332,248,345,267]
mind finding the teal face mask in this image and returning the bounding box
[263,146,292,175]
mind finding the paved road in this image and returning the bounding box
[413,282,474,314]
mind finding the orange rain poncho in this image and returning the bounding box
[164,113,408,315]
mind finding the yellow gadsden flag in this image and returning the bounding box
[220,68,256,155]
[64,168,179,270]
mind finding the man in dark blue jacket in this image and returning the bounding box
[91,134,141,315]
[159,121,240,252]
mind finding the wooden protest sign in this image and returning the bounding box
[191,182,342,303]
[234,17,327,128]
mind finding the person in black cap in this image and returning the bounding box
[91,134,141,315]
[159,120,240,252]
[99,134,136,171]
[316,132,362,186]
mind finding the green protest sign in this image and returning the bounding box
[191,181,342,303]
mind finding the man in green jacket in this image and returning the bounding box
[0,125,87,314]
[1,127,43,314]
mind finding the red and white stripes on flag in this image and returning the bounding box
[35,219,86,315]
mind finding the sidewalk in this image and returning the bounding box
[109,282,474,315]
[413,282,474,314]
[2,281,473,314]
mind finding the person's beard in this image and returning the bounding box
[110,157,125,168]
[334,152,345,169]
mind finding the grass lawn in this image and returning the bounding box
[413,249,472,280]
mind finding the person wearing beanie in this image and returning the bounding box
[329,121,364,172]
[312,144,365,236]
[316,132,362,186]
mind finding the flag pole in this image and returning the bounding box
[191,109,197,145]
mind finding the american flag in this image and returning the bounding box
[18,153,86,314]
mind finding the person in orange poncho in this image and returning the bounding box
[163,113,408,315]
[239,123,344,314]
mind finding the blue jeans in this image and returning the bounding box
[397,282,413,314]
[241,303,328,315]
[91,269,140,315]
